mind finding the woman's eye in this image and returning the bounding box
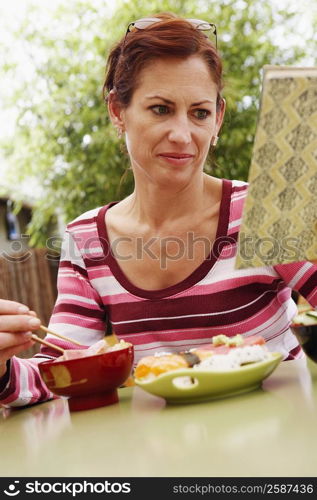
[193,109,210,120]
[151,105,169,115]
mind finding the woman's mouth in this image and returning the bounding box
[158,153,194,166]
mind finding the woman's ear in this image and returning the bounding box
[108,89,125,133]
[216,97,226,134]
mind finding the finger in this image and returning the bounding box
[0,331,33,350]
[0,315,41,332]
[0,340,35,365]
[0,299,30,315]
[28,311,39,318]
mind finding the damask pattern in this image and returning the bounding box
[236,66,317,268]
[254,142,281,168]
[245,204,267,229]
[303,200,317,224]
[294,87,317,118]
[262,107,288,136]
[276,186,301,211]
[267,77,296,101]
[286,123,316,152]
[308,173,317,195]
[249,172,273,198]
[268,218,292,239]
[280,156,308,183]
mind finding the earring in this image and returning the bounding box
[116,127,123,139]
[211,135,219,146]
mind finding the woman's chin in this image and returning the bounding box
[133,157,202,189]
[155,168,198,188]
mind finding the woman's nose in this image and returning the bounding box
[167,116,191,144]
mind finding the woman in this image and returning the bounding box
[0,13,316,407]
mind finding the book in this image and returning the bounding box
[235,65,317,269]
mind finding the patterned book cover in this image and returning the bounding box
[235,65,317,269]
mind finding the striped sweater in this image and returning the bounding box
[1,179,316,407]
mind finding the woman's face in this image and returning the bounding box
[109,55,225,187]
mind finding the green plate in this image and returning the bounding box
[135,352,283,404]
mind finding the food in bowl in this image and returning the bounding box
[292,309,317,327]
[134,335,282,404]
[39,339,134,411]
[134,334,274,382]
[55,338,131,361]
[291,309,317,362]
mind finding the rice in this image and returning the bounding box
[193,345,271,372]
[56,339,130,361]
[107,339,131,352]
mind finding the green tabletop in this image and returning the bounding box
[1,358,317,477]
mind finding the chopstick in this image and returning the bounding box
[32,324,84,354]
[39,325,84,347]
[33,326,134,386]
[31,334,65,354]
[105,331,120,347]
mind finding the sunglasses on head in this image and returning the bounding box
[125,17,217,49]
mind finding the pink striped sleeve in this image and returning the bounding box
[0,228,106,408]
[274,261,317,307]
[0,357,56,408]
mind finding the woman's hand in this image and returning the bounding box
[0,299,41,378]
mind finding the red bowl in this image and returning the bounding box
[291,325,317,363]
[39,345,134,411]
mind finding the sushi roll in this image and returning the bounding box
[134,352,200,380]
[134,334,271,380]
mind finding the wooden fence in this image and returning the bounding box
[0,249,59,357]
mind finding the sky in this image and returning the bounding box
[0,0,315,198]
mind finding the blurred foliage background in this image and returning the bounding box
[0,0,316,246]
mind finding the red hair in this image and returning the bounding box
[103,12,223,110]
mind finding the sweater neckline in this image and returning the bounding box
[97,179,232,299]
